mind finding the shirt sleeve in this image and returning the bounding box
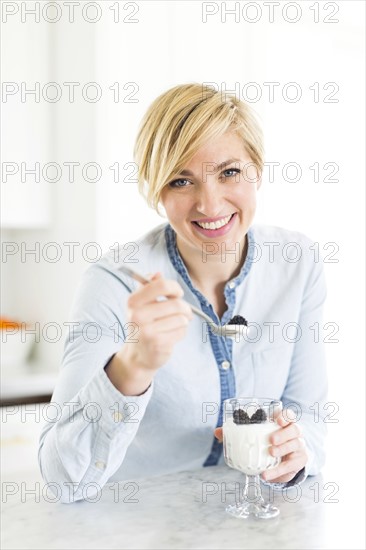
[38,262,154,504]
[263,253,329,491]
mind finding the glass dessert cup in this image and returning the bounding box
[223,397,283,519]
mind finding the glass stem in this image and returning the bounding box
[242,474,263,505]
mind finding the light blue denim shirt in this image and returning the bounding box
[38,223,328,503]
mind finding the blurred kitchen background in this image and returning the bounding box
[1,1,365,524]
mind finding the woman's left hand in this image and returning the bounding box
[214,408,309,484]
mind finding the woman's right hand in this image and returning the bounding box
[105,272,193,395]
[124,272,193,370]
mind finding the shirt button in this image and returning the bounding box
[95,461,106,470]
[112,411,124,422]
[221,360,231,370]
[228,282,236,289]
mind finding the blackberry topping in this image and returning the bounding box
[227,315,248,326]
[233,409,250,425]
[250,408,267,424]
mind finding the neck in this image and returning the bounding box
[176,233,248,290]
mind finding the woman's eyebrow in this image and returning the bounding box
[179,158,243,177]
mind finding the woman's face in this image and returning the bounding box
[160,130,261,257]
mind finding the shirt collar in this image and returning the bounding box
[164,223,255,298]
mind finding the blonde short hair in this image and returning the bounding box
[133,83,264,213]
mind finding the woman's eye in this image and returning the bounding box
[168,169,241,187]
[222,168,241,178]
[169,179,191,188]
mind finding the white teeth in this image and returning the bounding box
[196,214,232,230]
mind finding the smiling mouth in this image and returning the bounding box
[192,213,235,230]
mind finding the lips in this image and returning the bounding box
[191,212,237,238]
[193,214,234,224]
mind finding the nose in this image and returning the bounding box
[195,181,224,217]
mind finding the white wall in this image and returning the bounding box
[1,15,52,229]
[1,10,97,368]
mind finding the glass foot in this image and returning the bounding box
[226,501,280,519]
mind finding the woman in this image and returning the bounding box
[38,83,328,503]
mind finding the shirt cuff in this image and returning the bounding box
[77,361,154,440]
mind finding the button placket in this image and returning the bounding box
[112,411,124,423]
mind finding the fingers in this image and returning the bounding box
[121,274,193,372]
[263,408,307,483]
[275,408,298,428]
[269,407,303,447]
[129,298,193,326]
[262,450,306,482]
[269,436,305,458]
[147,272,161,280]
[214,427,223,443]
[139,315,190,342]
[269,421,303,446]
[128,276,185,308]
[127,276,193,335]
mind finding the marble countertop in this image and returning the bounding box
[1,464,363,550]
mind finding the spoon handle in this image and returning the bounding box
[117,264,215,325]
[117,264,151,285]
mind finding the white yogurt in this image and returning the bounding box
[223,417,280,475]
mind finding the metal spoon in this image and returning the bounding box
[117,264,248,339]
